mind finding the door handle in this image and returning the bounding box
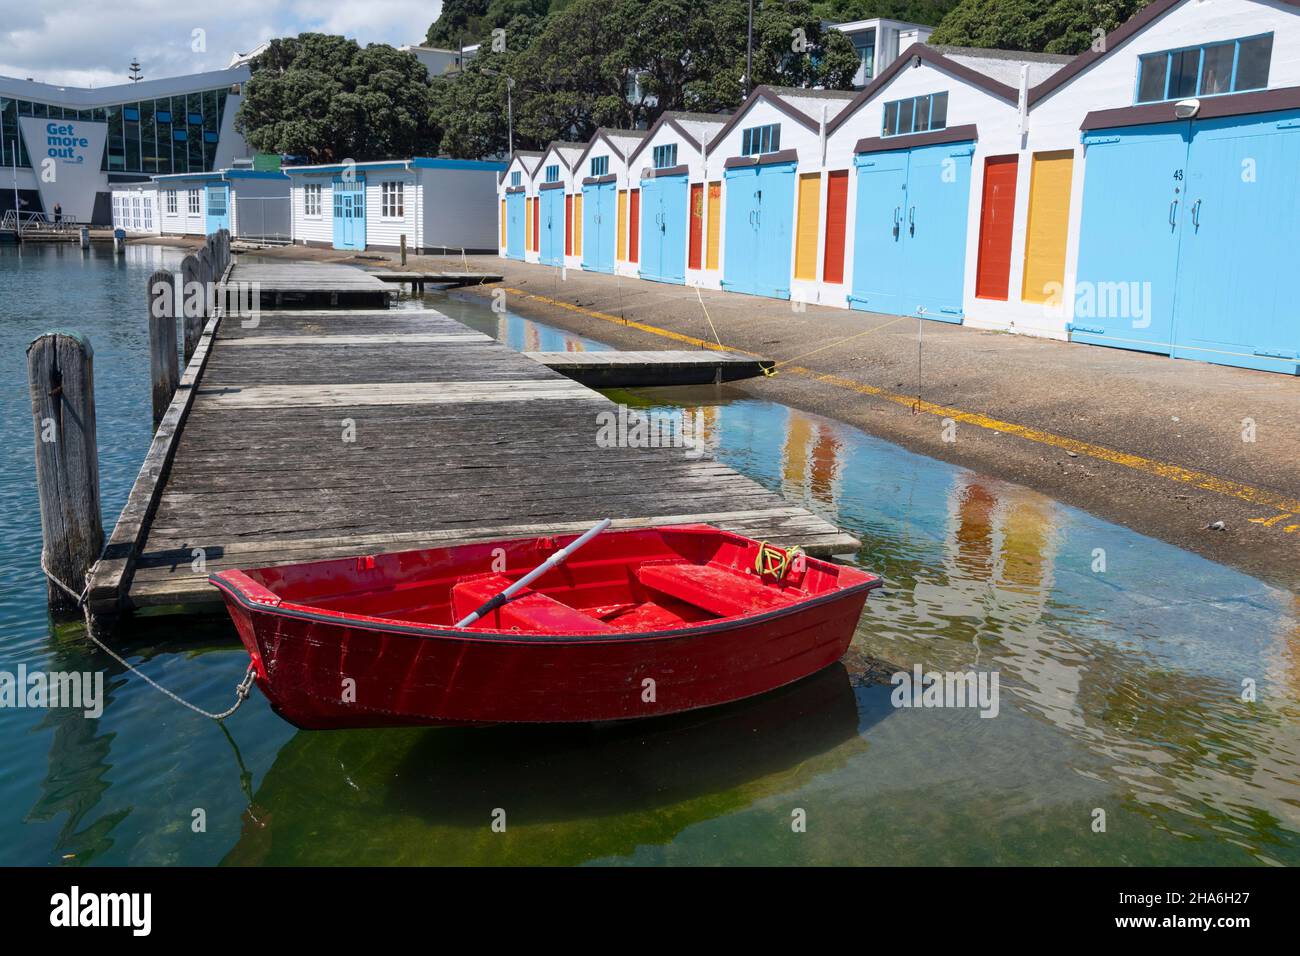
[1192,199,1202,229]
[909,206,916,237]
[1168,199,1179,228]
[892,207,900,238]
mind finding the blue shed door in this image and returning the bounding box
[902,142,973,321]
[332,176,366,251]
[505,192,525,259]
[582,182,616,273]
[205,183,230,235]
[638,177,663,281]
[1172,111,1300,374]
[1073,124,1190,354]
[722,163,794,299]
[539,188,565,266]
[639,174,687,285]
[849,150,910,316]
[722,166,758,294]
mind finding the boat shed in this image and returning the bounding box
[707,86,855,302]
[531,142,586,269]
[153,168,291,241]
[1012,0,1300,373]
[497,151,542,262]
[287,157,505,254]
[823,46,1055,321]
[625,112,727,288]
[572,128,649,276]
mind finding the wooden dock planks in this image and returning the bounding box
[230,261,392,309]
[90,265,859,614]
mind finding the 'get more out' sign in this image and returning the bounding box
[17,116,109,222]
[43,122,93,164]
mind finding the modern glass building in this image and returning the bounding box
[1,65,251,224]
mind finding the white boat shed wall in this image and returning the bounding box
[497,152,542,261]
[530,142,585,270]
[572,129,648,277]
[625,112,726,289]
[824,49,1026,319]
[110,183,161,235]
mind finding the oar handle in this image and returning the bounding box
[455,518,613,628]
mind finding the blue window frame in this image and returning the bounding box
[510,170,521,186]
[123,106,140,122]
[187,112,203,125]
[156,110,172,124]
[545,163,560,183]
[741,124,780,156]
[173,129,188,142]
[883,92,948,137]
[1136,33,1273,103]
[653,143,678,168]
[202,130,219,144]
[591,155,609,176]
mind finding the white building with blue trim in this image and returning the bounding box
[286,157,505,254]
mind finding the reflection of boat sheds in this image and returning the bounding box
[501,0,1300,375]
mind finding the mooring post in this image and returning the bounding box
[148,269,179,425]
[400,233,407,267]
[27,332,104,612]
[179,254,204,363]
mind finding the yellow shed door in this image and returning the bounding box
[794,173,821,281]
[616,189,628,261]
[705,181,721,271]
[525,197,534,253]
[1021,151,1074,304]
[573,194,583,257]
[499,199,506,248]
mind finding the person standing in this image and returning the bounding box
[52,202,62,226]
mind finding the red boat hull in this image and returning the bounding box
[211,525,879,729]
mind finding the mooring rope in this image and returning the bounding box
[40,557,256,722]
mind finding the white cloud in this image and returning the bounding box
[0,0,442,87]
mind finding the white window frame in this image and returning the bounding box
[165,189,177,215]
[381,181,405,219]
[187,189,200,216]
[303,182,322,218]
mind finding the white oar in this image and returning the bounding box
[455,518,613,628]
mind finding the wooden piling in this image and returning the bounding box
[400,233,407,266]
[148,270,179,425]
[27,332,104,611]
[180,254,204,363]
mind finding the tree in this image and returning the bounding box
[929,0,1154,55]
[811,0,960,26]
[235,34,437,163]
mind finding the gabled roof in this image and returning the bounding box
[928,45,1071,88]
[766,86,858,124]
[574,128,649,170]
[1029,0,1300,106]
[706,85,827,152]
[535,141,587,172]
[626,110,727,165]
[826,43,1019,136]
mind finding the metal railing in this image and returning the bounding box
[1,209,92,235]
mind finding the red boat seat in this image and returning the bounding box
[451,575,614,634]
[636,562,800,619]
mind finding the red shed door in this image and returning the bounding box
[975,156,1018,300]
[822,170,849,285]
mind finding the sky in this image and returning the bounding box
[0,0,443,88]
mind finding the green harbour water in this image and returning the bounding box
[1,243,1298,865]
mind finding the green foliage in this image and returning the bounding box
[929,0,1154,55]
[810,0,960,26]
[235,35,436,163]
[427,0,862,158]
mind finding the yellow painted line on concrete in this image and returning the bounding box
[503,286,1300,518]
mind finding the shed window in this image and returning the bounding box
[1136,33,1273,103]
[187,190,200,215]
[165,189,177,214]
[653,143,677,169]
[544,164,560,183]
[304,182,322,217]
[741,124,780,156]
[382,181,404,218]
[590,155,609,177]
[510,170,521,186]
[883,93,948,137]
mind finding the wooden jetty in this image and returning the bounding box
[527,350,773,388]
[233,261,391,309]
[84,263,858,618]
[368,270,503,291]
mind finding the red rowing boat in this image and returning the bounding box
[210,524,881,729]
